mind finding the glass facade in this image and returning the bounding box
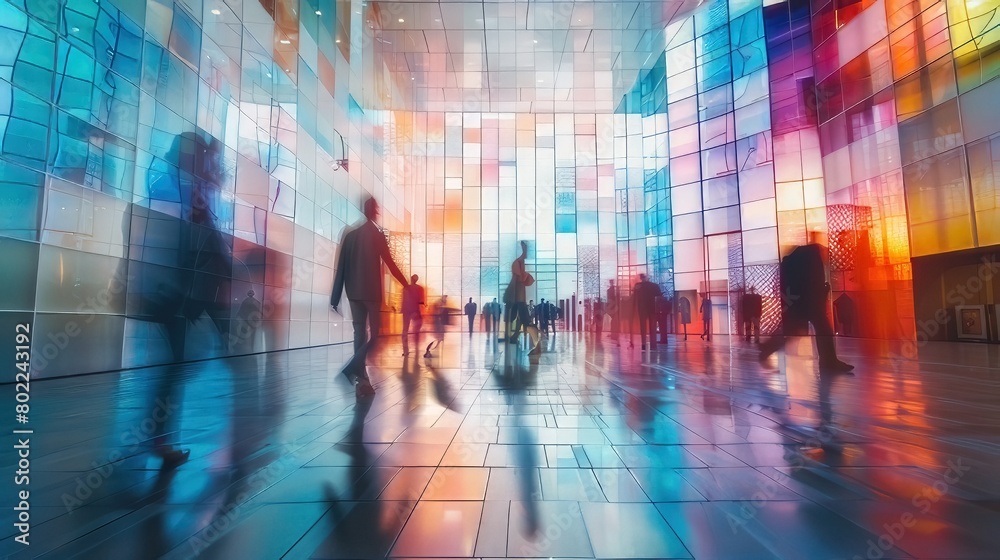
[3,0,999,377]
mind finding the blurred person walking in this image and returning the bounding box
[464,297,477,334]
[759,231,854,373]
[633,274,662,350]
[401,275,425,356]
[331,197,409,398]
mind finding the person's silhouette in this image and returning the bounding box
[401,274,424,356]
[759,231,854,373]
[330,197,409,398]
[464,297,477,334]
[124,131,233,468]
[504,241,533,344]
[743,286,763,344]
[633,273,662,350]
[699,293,712,341]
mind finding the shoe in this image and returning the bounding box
[758,351,774,369]
[340,365,358,385]
[156,447,190,470]
[819,360,855,373]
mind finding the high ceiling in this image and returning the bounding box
[370,0,707,113]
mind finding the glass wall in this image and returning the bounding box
[2,0,398,377]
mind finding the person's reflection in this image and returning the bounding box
[126,131,233,468]
[318,391,387,556]
[496,345,541,537]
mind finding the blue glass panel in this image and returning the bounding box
[0,82,51,171]
[0,158,44,240]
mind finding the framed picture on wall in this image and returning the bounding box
[956,305,988,340]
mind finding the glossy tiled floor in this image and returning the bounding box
[4,330,1000,559]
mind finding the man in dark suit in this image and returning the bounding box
[742,286,763,343]
[465,297,477,334]
[633,274,662,350]
[759,232,853,372]
[331,197,409,397]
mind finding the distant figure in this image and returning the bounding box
[584,299,593,330]
[656,295,671,343]
[759,231,854,372]
[607,280,620,339]
[743,286,763,343]
[434,295,449,332]
[550,301,559,334]
[633,274,662,350]
[125,131,233,468]
[538,298,548,334]
[834,293,856,336]
[678,296,691,340]
[593,298,605,335]
[331,196,409,398]
[504,241,534,343]
[490,297,501,336]
[464,297,477,334]
[528,299,536,326]
[401,275,425,356]
[699,293,712,341]
[484,299,494,334]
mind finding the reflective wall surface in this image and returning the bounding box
[2,0,403,377]
[4,0,1000,378]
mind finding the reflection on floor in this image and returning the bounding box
[3,331,1000,559]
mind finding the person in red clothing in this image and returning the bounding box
[401,275,425,356]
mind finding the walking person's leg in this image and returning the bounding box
[639,312,648,348]
[402,312,412,355]
[811,310,852,371]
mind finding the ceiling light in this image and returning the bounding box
[266,72,271,77]
[533,40,538,43]
[280,39,290,44]
[336,39,341,43]
[435,18,440,22]
[211,8,221,15]
[538,79,544,83]
[315,10,321,15]
[398,18,404,22]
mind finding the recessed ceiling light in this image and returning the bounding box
[533,40,538,43]
[211,9,221,15]
[315,10,321,15]
[398,18,404,22]
[336,39,341,43]
[280,39,290,44]
[435,18,440,22]
[266,73,271,77]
